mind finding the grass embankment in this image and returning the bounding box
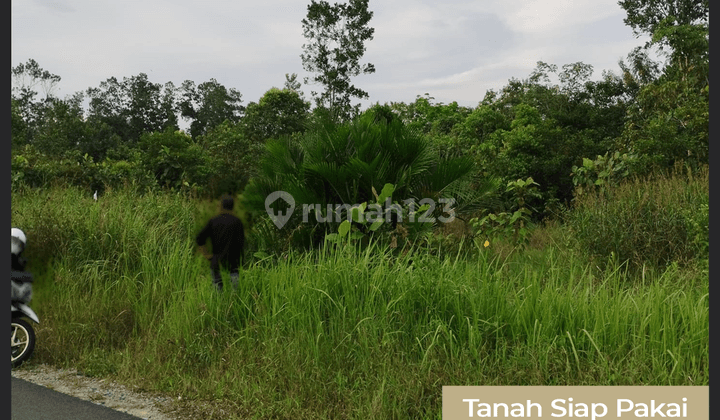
[11,181,709,419]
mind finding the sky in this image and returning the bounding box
[11,0,654,112]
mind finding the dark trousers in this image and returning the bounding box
[211,257,240,291]
[212,268,239,291]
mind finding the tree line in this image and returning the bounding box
[11,0,708,218]
[11,64,312,196]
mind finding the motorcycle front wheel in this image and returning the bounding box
[11,317,36,368]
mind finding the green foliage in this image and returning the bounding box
[619,58,708,173]
[10,1,709,225]
[324,183,449,248]
[459,104,510,142]
[618,0,709,40]
[11,145,82,190]
[138,128,211,191]
[616,1,708,173]
[11,59,62,145]
[11,143,171,195]
[242,109,483,251]
[31,95,89,157]
[474,103,568,205]
[11,185,708,418]
[465,62,633,212]
[570,151,637,197]
[242,87,310,142]
[390,94,474,136]
[179,78,244,139]
[567,165,708,270]
[95,159,157,192]
[685,202,709,270]
[470,177,541,246]
[199,120,265,196]
[78,120,125,162]
[301,0,376,122]
[86,73,178,144]
[12,185,197,275]
[11,99,28,148]
[9,8,713,414]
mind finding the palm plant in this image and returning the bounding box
[242,107,497,250]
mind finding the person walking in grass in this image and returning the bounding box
[196,194,245,291]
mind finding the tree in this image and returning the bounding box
[616,0,709,171]
[32,93,89,158]
[137,128,210,190]
[284,73,305,98]
[618,0,709,39]
[11,59,62,145]
[199,121,264,196]
[300,0,375,122]
[476,103,570,203]
[86,76,130,141]
[179,79,244,139]
[465,61,636,211]
[86,73,178,144]
[242,87,311,142]
[125,74,178,140]
[11,99,28,149]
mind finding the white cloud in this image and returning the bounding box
[501,0,622,34]
[12,0,648,109]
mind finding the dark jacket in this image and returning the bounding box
[196,212,245,270]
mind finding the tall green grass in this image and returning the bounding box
[12,185,708,419]
[568,164,709,271]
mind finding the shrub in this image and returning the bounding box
[567,164,708,270]
[242,109,486,252]
[138,128,212,191]
[470,177,541,247]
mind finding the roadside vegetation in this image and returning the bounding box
[11,1,708,418]
[11,163,709,418]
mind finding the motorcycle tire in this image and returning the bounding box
[11,317,36,368]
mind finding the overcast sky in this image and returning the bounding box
[12,0,653,111]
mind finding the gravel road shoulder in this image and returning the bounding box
[11,363,195,420]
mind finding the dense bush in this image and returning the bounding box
[11,144,158,194]
[567,164,708,270]
[241,107,489,252]
[197,120,265,197]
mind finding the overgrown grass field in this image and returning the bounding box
[11,173,709,419]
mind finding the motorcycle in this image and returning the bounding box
[11,271,39,368]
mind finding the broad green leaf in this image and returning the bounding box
[350,203,367,223]
[377,183,395,204]
[338,220,351,237]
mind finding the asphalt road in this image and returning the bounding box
[11,377,144,420]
